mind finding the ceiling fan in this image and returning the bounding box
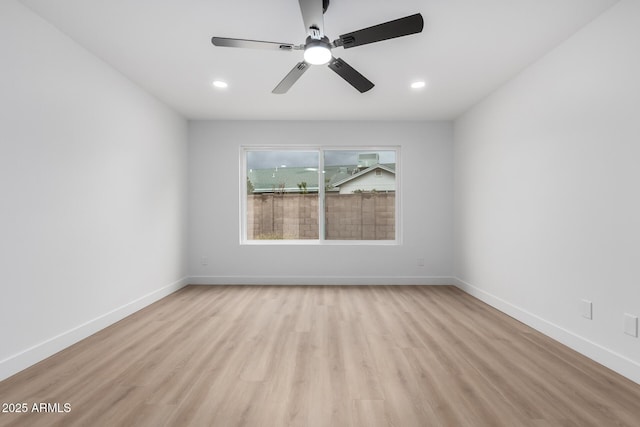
[211,0,424,94]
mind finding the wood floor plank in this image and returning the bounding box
[351,399,387,427]
[1,285,640,427]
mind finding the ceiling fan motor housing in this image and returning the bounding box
[305,36,331,50]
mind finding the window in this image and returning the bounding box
[242,147,399,244]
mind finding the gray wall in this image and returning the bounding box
[453,0,640,383]
[188,120,453,285]
[0,0,189,381]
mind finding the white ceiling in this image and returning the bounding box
[20,0,617,120]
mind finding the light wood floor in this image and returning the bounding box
[1,285,639,427]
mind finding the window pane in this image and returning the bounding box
[324,150,396,240]
[246,150,319,240]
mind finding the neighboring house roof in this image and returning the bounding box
[330,164,396,188]
[248,163,395,193]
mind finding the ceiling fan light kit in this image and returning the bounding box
[211,0,424,94]
[303,37,332,65]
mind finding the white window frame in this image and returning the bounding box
[240,145,401,245]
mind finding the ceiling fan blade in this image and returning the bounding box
[334,13,424,49]
[298,0,325,38]
[272,62,310,94]
[211,37,298,52]
[328,57,374,93]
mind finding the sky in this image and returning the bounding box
[247,150,396,169]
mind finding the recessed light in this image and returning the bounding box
[212,80,228,89]
[411,80,427,89]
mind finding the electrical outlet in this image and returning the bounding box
[417,258,425,267]
[581,299,593,320]
[624,313,638,337]
[201,256,208,266]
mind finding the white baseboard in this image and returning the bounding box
[188,275,456,286]
[0,277,189,382]
[452,277,640,385]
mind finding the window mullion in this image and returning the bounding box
[318,149,325,242]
